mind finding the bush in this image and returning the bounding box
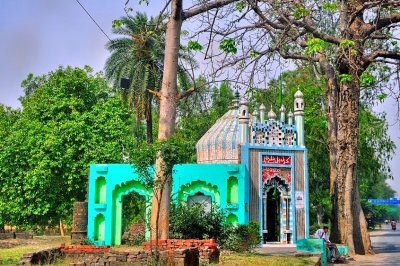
[169,203,226,241]
[223,221,261,252]
[169,203,261,252]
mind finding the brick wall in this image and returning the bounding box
[71,202,88,244]
[142,239,219,264]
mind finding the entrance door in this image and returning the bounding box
[264,188,280,242]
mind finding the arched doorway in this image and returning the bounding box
[121,191,146,245]
[111,180,150,245]
[265,188,280,242]
[262,175,289,243]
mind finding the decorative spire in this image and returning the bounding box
[232,90,240,109]
[252,110,259,123]
[279,105,286,122]
[294,90,304,116]
[259,104,266,122]
[268,106,276,120]
[288,111,293,125]
[239,97,250,123]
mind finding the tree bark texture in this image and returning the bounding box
[326,37,373,254]
[150,0,183,240]
[145,92,153,144]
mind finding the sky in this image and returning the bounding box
[0,0,399,197]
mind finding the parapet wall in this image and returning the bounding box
[142,239,220,264]
[19,245,202,266]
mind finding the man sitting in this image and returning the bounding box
[314,226,343,263]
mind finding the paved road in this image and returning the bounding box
[349,224,400,265]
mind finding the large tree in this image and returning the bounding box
[0,66,135,228]
[194,0,400,254]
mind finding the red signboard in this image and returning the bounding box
[262,167,292,184]
[262,155,291,165]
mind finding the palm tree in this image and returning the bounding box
[105,13,164,144]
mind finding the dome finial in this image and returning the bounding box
[268,105,276,120]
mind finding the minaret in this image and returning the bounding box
[252,110,259,123]
[232,90,240,109]
[259,104,266,122]
[280,105,286,122]
[239,97,250,144]
[294,90,305,147]
[288,111,293,125]
[267,106,277,121]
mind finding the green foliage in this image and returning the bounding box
[294,7,310,19]
[105,12,193,143]
[235,1,246,12]
[130,136,194,188]
[361,201,399,229]
[219,39,238,54]
[187,40,203,51]
[339,39,355,47]
[338,74,353,83]
[250,50,260,58]
[169,203,227,241]
[360,72,377,87]
[112,19,123,28]
[322,3,338,12]
[305,38,326,54]
[0,66,134,227]
[377,93,387,103]
[175,81,235,162]
[223,222,261,252]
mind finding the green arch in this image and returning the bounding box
[95,177,106,204]
[94,213,105,242]
[227,176,238,204]
[111,180,151,245]
[178,180,220,205]
[226,213,239,225]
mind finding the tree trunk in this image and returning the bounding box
[145,93,153,144]
[150,0,183,240]
[59,219,64,236]
[327,66,373,255]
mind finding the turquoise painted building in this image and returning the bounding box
[87,91,309,246]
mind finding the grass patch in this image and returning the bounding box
[0,236,70,265]
[220,251,314,266]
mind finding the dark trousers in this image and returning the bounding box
[326,242,341,262]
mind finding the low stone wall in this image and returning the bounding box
[142,239,219,264]
[19,245,200,266]
[0,231,33,240]
[66,248,199,266]
[19,247,63,265]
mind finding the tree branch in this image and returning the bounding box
[364,50,400,62]
[364,12,400,37]
[148,89,161,98]
[176,87,196,100]
[183,0,238,20]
